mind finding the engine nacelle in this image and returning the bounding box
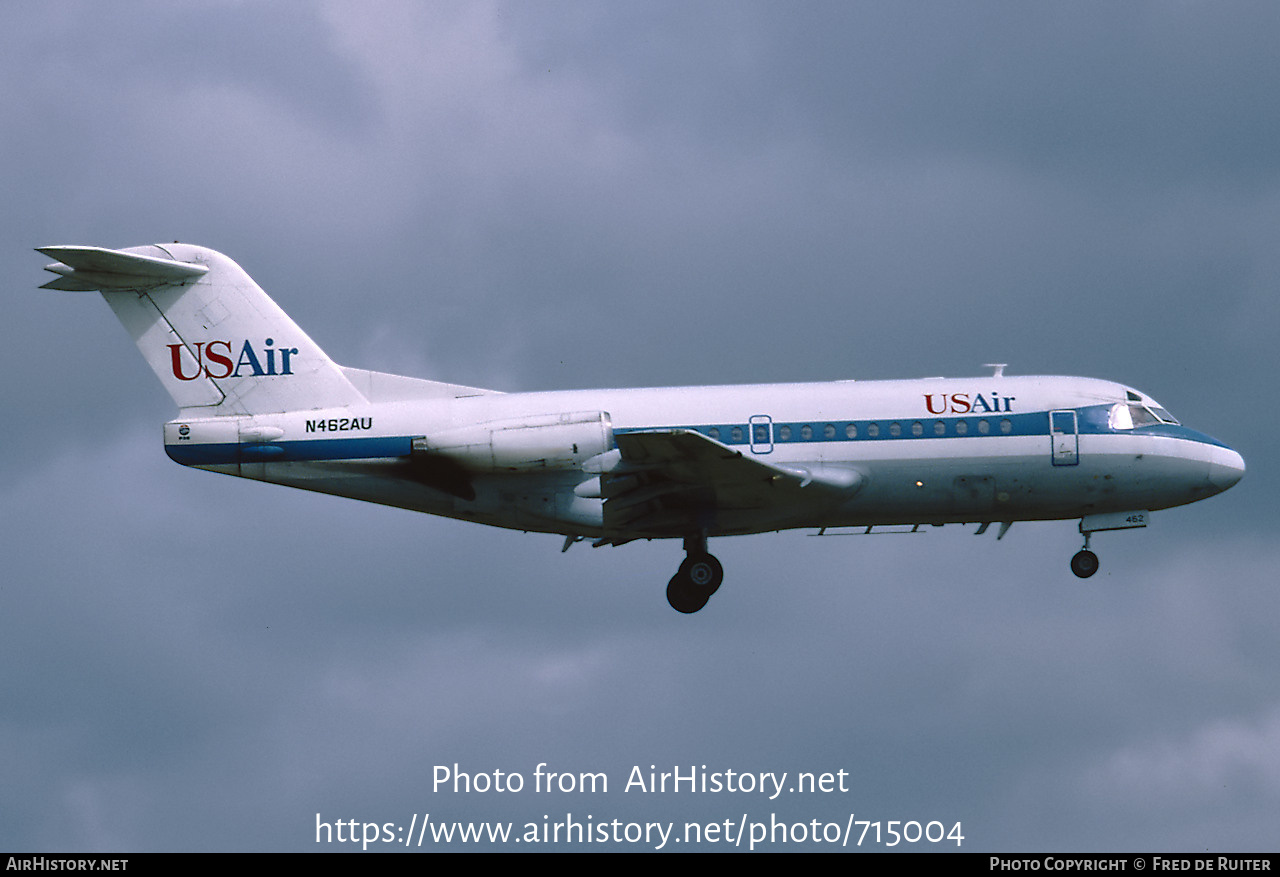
[415,411,613,472]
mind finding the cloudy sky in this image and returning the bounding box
[2,0,1275,852]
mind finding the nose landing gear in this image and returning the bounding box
[666,534,724,614]
[1070,511,1150,579]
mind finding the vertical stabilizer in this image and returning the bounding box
[39,244,364,414]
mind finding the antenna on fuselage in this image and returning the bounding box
[983,363,1007,377]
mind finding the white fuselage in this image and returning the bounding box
[164,374,1244,541]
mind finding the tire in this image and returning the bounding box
[1070,549,1100,578]
[667,574,709,614]
[679,553,724,596]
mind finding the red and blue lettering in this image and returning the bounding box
[923,392,1015,414]
[167,338,298,381]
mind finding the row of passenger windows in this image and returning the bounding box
[708,418,1015,443]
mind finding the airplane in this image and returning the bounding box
[38,243,1246,613]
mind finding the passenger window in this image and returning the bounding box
[754,426,767,442]
[911,421,923,437]
[889,422,902,437]
[1000,418,1012,434]
[955,420,968,436]
[933,421,946,436]
[731,426,743,442]
[845,423,857,439]
[867,423,880,438]
[778,425,791,441]
[824,424,836,439]
[978,419,990,435]
[800,425,813,440]
[709,427,720,440]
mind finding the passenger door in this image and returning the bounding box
[1050,410,1079,466]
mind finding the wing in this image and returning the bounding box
[597,428,862,541]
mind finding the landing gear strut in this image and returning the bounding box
[666,534,724,614]
[1070,531,1099,578]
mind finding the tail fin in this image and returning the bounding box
[38,244,364,415]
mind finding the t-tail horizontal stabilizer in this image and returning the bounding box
[38,246,209,291]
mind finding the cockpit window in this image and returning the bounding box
[1110,402,1179,430]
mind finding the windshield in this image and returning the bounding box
[1109,402,1180,430]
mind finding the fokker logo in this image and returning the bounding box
[167,339,298,381]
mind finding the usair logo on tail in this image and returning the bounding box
[167,339,299,381]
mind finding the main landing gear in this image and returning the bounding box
[666,534,724,614]
[1070,531,1099,579]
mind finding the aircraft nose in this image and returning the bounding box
[1208,445,1245,492]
